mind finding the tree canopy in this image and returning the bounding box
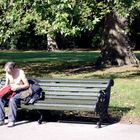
[0,0,140,50]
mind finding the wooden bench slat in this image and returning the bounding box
[45,92,99,96]
[43,87,105,92]
[45,95,98,100]
[38,99,97,105]
[38,79,111,83]
[39,83,108,88]
[22,103,95,111]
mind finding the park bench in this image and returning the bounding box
[21,78,114,128]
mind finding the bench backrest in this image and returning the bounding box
[35,79,114,111]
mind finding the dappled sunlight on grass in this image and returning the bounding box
[0,51,139,79]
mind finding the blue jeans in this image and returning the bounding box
[0,92,21,122]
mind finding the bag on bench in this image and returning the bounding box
[23,79,45,105]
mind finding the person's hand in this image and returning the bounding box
[10,84,19,91]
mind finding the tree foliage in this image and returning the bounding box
[0,0,109,49]
[0,0,139,50]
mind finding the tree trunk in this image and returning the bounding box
[47,35,58,51]
[96,11,139,68]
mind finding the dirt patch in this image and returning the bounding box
[120,116,140,125]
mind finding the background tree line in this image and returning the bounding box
[0,0,140,66]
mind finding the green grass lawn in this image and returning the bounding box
[0,50,140,124]
[0,50,100,77]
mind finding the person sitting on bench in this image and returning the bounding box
[0,62,29,127]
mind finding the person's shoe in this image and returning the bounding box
[0,120,5,126]
[7,121,15,127]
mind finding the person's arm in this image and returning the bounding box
[4,73,9,87]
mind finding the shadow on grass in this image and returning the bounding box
[24,63,97,78]
[25,63,140,79]
[108,106,135,123]
[16,106,134,126]
[16,109,103,125]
